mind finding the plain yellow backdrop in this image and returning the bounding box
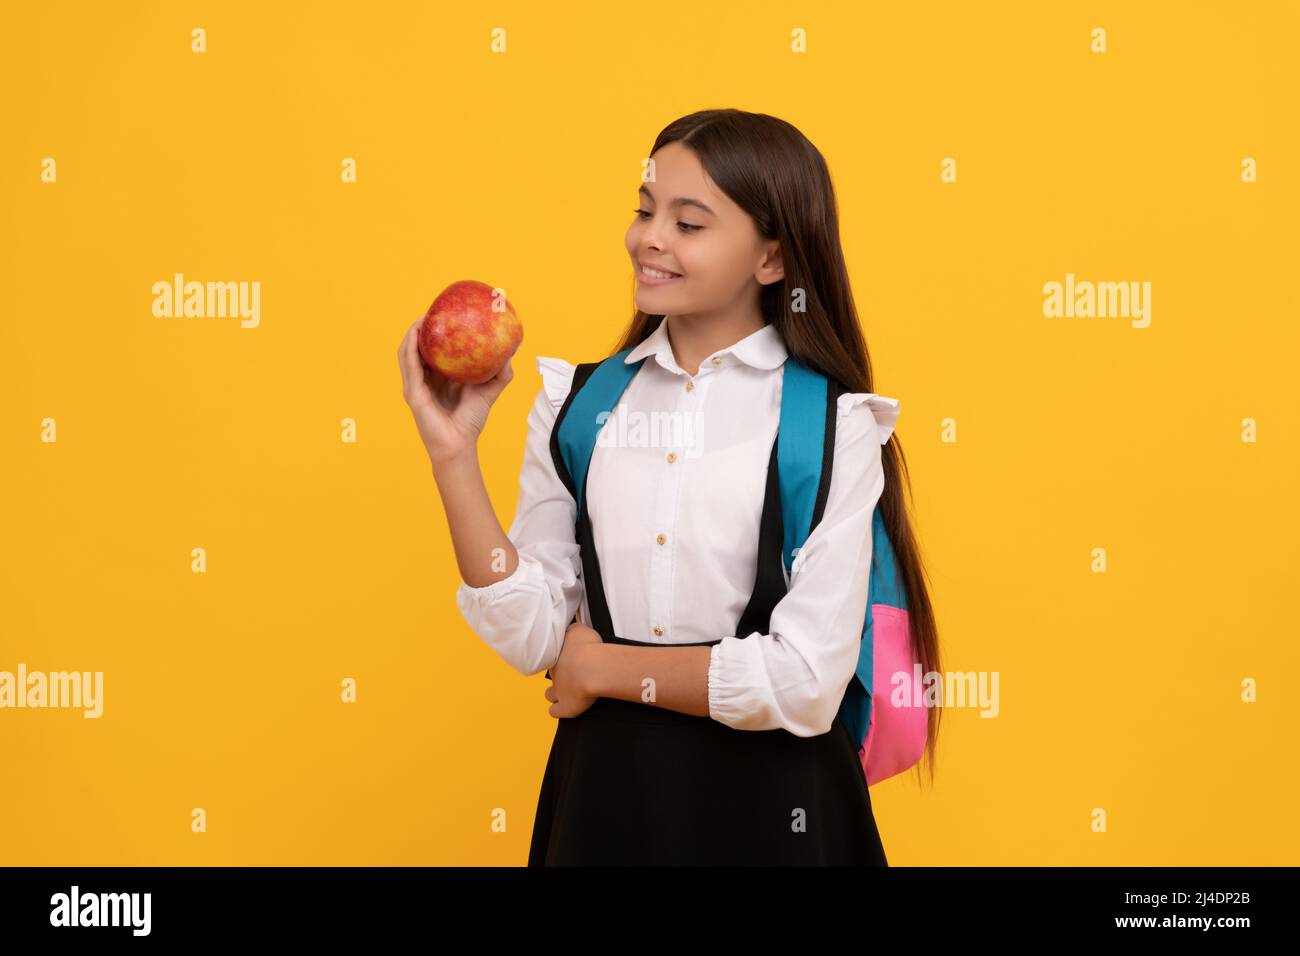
[1,0,1296,865]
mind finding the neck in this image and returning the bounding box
[663,311,766,375]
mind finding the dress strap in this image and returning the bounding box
[733,435,787,640]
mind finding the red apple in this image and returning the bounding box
[419,280,523,385]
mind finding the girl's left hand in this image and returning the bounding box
[545,622,602,718]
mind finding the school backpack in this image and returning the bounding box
[548,350,927,787]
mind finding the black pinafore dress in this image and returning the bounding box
[528,388,889,867]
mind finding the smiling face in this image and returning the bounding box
[625,141,784,321]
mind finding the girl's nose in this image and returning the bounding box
[639,218,672,250]
[640,231,670,256]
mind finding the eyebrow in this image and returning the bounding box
[638,183,717,217]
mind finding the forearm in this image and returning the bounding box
[581,643,712,718]
[432,447,517,588]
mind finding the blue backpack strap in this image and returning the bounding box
[778,361,911,750]
[549,349,644,511]
[775,358,839,571]
[730,358,837,641]
[775,361,874,745]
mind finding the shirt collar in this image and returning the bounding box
[624,317,788,374]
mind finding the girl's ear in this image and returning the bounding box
[756,241,784,285]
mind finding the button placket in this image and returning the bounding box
[649,375,688,642]
[646,362,714,641]
[682,367,713,460]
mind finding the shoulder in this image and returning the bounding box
[835,391,901,445]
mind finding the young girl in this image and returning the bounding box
[399,109,941,865]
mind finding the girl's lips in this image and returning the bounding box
[637,264,683,286]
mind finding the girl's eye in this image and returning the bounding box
[633,209,703,233]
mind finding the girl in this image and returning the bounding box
[399,109,941,865]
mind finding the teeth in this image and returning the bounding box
[641,265,679,279]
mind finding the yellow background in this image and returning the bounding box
[2,0,1296,865]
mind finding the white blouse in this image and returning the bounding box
[454,318,900,737]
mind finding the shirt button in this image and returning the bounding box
[666,451,676,463]
[656,533,666,545]
[711,356,721,365]
[652,625,664,636]
[685,381,694,392]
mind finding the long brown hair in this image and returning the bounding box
[608,109,942,784]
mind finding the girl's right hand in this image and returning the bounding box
[398,318,517,465]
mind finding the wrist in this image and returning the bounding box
[577,643,606,697]
[430,445,479,480]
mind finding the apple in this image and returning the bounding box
[418,280,523,384]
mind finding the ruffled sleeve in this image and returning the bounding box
[837,392,900,443]
[536,356,576,412]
